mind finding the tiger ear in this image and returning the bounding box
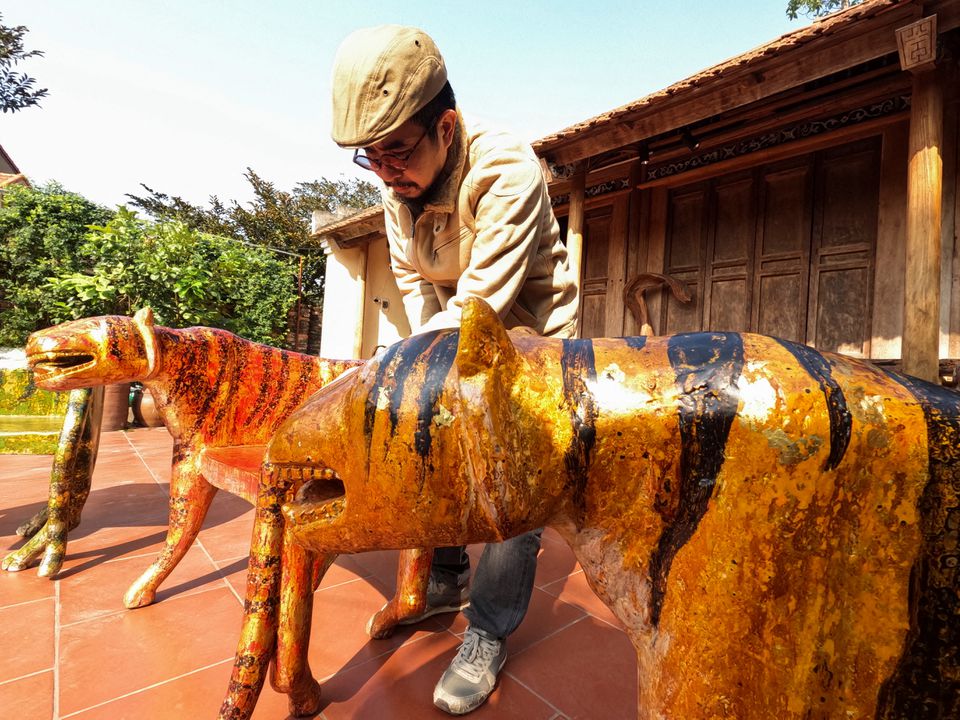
[455,297,518,379]
[133,307,159,376]
[133,307,154,328]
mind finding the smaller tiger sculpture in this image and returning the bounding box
[7,308,362,609]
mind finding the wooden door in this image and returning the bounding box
[662,185,707,334]
[704,172,755,333]
[661,136,880,356]
[753,157,813,342]
[806,139,880,356]
[579,197,628,338]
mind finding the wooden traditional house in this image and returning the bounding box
[313,0,960,384]
[0,144,29,190]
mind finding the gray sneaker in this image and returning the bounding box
[398,573,470,626]
[433,627,507,715]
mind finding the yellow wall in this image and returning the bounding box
[361,236,409,357]
[318,235,410,360]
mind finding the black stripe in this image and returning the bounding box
[363,342,403,439]
[388,331,444,435]
[648,332,744,627]
[285,353,315,427]
[244,343,274,428]
[561,338,598,524]
[210,336,240,431]
[876,371,960,718]
[775,338,852,471]
[106,317,123,361]
[415,332,459,458]
[623,336,647,351]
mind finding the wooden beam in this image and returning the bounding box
[641,74,911,168]
[901,16,944,382]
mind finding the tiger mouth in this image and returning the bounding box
[28,352,97,380]
[282,467,347,528]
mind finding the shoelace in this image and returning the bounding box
[452,631,499,683]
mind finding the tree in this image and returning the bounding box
[44,208,300,345]
[0,13,48,113]
[786,0,863,20]
[126,169,380,303]
[0,183,114,346]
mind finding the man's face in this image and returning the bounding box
[358,109,457,200]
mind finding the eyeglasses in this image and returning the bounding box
[353,122,435,173]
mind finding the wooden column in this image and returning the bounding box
[352,244,368,358]
[898,15,943,381]
[623,158,647,336]
[566,165,586,291]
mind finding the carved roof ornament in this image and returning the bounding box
[896,14,938,74]
[545,161,579,181]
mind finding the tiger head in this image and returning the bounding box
[274,297,564,555]
[26,308,159,391]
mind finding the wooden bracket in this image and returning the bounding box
[896,14,938,74]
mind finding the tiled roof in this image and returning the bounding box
[532,0,909,153]
[0,173,29,188]
[313,204,383,235]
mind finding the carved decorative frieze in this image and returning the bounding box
[643,96,909,184]
[550,178,631,208]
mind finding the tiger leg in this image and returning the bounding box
[124,455,217,608]
[366,547,434,639]
[218,465,287,720]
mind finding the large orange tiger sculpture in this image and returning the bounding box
[220,297,957,720]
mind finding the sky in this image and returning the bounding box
[3,1,810,210]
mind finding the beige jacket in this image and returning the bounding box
[382,113,579,339]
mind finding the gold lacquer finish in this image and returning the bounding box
[5,308,362,609]
[223,297,957,720]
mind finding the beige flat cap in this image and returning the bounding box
[331,25,447,148]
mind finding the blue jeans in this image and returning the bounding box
[432,529,543,640]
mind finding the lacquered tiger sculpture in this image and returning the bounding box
[10,308,362,609]
[221,296,957,720]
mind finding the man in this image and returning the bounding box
[330,25,579,715]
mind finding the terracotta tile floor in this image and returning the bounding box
[0,428,637,720]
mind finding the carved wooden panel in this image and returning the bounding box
[896,15,938,73]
